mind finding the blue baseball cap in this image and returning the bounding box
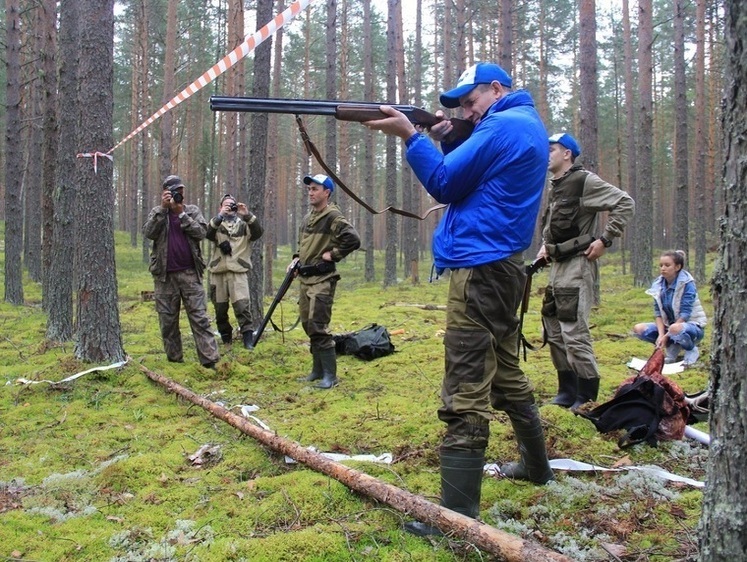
[549,133,581,158]
[439,62,513,109]
[303,173,335,193]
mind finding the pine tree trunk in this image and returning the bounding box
[40,0,58,311]
[692,0,707,284]
[699,4,747,556]
[363,0,376,283]
[46,0,80,342]
[672,0,689,255]
[578,0,598,173]
[383,0,398,287]
[159,0,177,179]
[74,0,125,363]
[632,0,653,287]
[4,0,25,305]
[622,0,637,266]
[248,0,273,328]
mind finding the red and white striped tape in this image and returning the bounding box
[79,0,313,170]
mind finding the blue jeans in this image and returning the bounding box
[635,322,704,351]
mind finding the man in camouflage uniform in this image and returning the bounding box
[143,175,220,368]
[206,194,264,349]
[538,133,634,408]
[288,174,360,389]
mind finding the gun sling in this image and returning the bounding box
[295,116,446,221]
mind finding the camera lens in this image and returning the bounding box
[172,192,184,204]
[229,203,238,212]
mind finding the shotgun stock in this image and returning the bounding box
[209,96,474,144]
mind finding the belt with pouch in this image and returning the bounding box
[544,234,595,261]
[298,261,336,277]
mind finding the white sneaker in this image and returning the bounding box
[683,346,700,367]
[665,344,682,364]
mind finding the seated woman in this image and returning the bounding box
[632,250,707,367]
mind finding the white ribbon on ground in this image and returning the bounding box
[13,359,128,386]
[485,458,703,488]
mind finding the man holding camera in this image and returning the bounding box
[143,175,220,369]
[206,194,264,349]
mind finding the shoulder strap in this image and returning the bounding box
[296,116,446,221]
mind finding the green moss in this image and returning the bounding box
[0,235,712,561]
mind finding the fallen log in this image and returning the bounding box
[383,302,448,311]
[140,364,570,562]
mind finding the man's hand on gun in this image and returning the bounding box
[363,105,454,144]
[363,106,417,139]
[287,257,300,275]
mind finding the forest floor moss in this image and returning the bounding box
[1,230,710,561]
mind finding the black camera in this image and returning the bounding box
[228,202,238,212]
[218,240,232,256]
[168,187,184,204]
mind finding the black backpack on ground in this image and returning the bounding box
[333,323,395,361]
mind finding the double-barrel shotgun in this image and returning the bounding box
[209,95,474,144]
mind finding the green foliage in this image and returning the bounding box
[0,230,711,561]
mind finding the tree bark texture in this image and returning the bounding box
[578,0,598,173]
[40,0,59,312]
[4,0,25,304]
[248,0,273,328]
[74,0,125,363]
[141,365,571,562]
[672,0,689,255]
[632,0,654,287]
[25,8,44,284]
[159,0,177,179]
[693,0,707,284]
[384,0,398,287]
[699,1,747,559]
[46,0,80,342]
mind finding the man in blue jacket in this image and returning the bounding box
[365,62,553,536]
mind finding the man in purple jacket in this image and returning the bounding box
[365,62,553,536]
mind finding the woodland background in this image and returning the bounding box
[3,0,747,560]
[0,0,725,324]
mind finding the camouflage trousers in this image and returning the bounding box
[439,255,536,450]
[542,254,600,381]
[299,277,337,351]
[154,269,220,366]
[210,271,252,338]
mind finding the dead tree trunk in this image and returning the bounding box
[140,365,570,562]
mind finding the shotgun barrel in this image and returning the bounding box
[209,95,474,143]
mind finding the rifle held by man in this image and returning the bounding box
[251,261,300,349]
[209,95,474,144]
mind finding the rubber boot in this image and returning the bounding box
[314,347,338,389]
[499,402,554,484]
[571,377,600,410]
[298,349,323,382]
[404,448,485,536]
[550,370,578,407]
[242,330,255,350]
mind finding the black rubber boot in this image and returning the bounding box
[404,448,485,536]
[500,402,554,484]
[298,349,323,382]
[314,347,338,389]
[242,330,254,350]
[571,377,600,410]
[220,332,233,344]
[551,370,578,407]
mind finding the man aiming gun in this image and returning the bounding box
[362,62,554,536]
